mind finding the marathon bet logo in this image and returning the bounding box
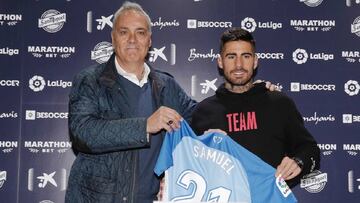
[292,48,334,64]
[0,141,18,154]
[299,0,324,7]
[25,110,68,120]
[24,141,71,154]
[303,112,335,125]
[0,171,6,189]
[290,82,336,92]
[317,144,337,156]
[28,46,75,58]
[342,50,360,63]
[29,75,72,92]
[187,19,232,29]
[344,80,360,96]
[149,44,176,65]
[290,19,335,32]
[0,47,19,56]
[348,170,360,193]
[351,16,360,37]
[300,170,327,193]
[151,17,180,30]
[343,144,360,156]
[343,114,360,123]
[0,13,22,26]
[38,9,66,33]
[188,48,219,62]
[91,41,113,64]
[241,17,282,33]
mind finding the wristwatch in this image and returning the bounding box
[292,157,304,170]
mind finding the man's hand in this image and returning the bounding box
[275,156,302,180]
[146,106,182,134]
[253,80,279,91]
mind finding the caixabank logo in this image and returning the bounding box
[317,143,337,156]
[241,17,282,33]
[300,170,328,193]
[28,75,72,92]
[348,170,360,193]
[0,141,18,154]
[91,41,113,64]
[292,48,334,64]
[190,75,219,97]
[343,144,360,157]
[86,11,113,33]
[38,9,66,33]
[0,13,22,26]
[149,44,176,65]
[24,140,71,154]
[290,19,335,32]
[342,50,360,63]
[299,0,324,7]
[28,168,67,191]
[28,45,75,59]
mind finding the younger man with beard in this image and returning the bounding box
[191,27,320,187]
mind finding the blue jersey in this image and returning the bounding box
[154,120,297,203]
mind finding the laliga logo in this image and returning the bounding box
[344,80,360,96]
[38,9,66,33]
[276,176,292,197]
[241,17,257,32]
[351,16,360,37]
[346,0,360,7]
[29,75,46,92]
[300,0,324,7]
[292,49,308,64]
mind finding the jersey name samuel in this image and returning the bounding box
[226,111,258,132]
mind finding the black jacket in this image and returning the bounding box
[191,83,320,187]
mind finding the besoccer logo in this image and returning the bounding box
[292,48,309,64]
[300,0,324,7]
[344,80,360,96]
[241,17,257,32]
[29,75,46,92]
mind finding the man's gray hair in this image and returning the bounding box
[113,1,152,33]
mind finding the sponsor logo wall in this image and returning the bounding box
[0,0,359,202]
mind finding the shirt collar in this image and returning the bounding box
[114,57,150,87]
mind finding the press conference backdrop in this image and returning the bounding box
[0,0,359,202]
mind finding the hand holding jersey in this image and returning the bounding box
[146,106,182,134]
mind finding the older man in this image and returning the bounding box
[65,2,196,202]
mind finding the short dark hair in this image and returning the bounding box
[219,28,256,54]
